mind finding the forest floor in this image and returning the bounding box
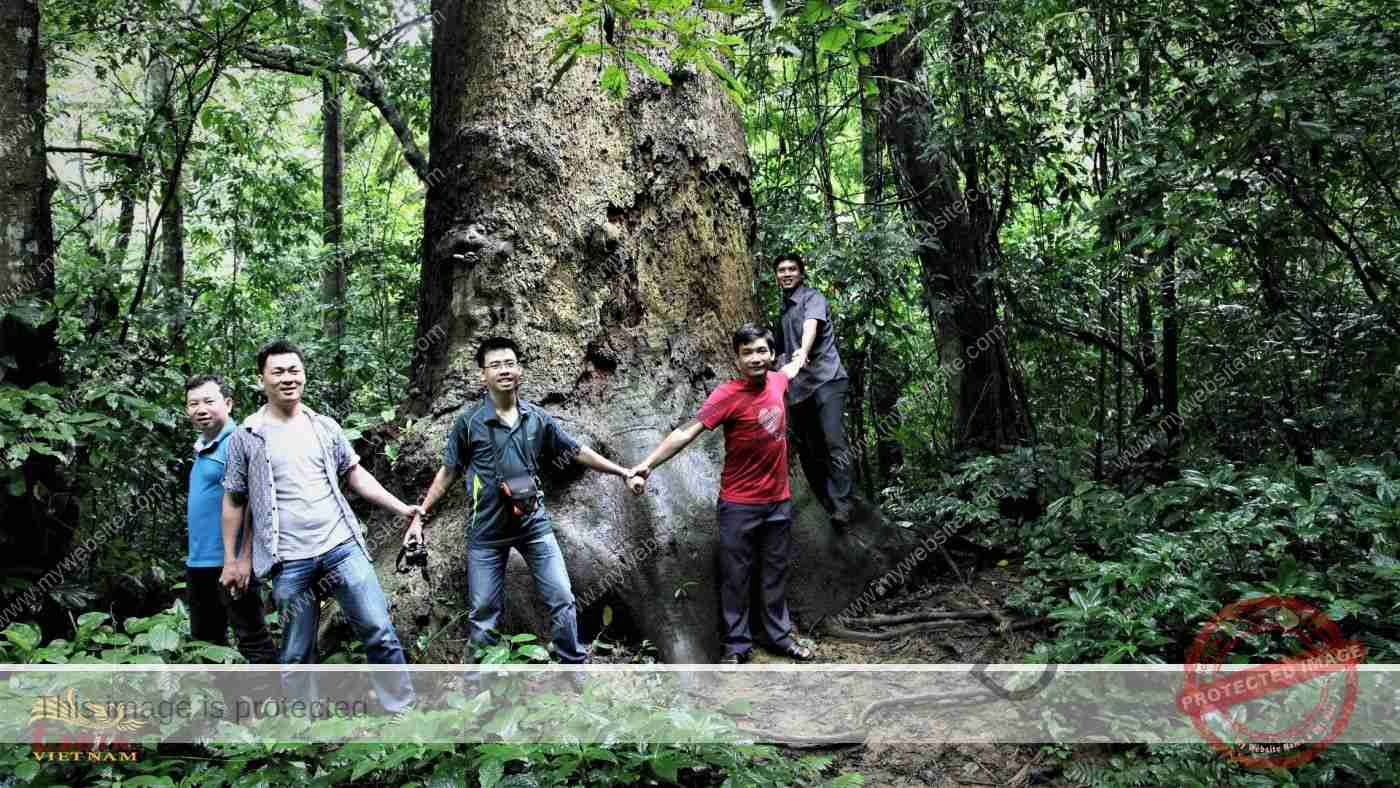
[755,561,1068,788]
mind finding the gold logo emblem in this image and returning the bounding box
[30,688,146,733]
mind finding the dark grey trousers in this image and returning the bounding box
[717,499,796,657]
[790,377,855,519]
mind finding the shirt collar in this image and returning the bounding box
[243,402,320,436]
[783,285,808,305]
[194,419,237,455]
[481,396,533,427]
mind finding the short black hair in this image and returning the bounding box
[732,324,775,354]
[255,338,305,374]
[773,252,805,275]
[184,374,232,399]
[476,336,521,368]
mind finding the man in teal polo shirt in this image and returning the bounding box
[405,336,645,663]
[184,375,275,662]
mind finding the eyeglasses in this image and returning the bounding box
[485,360,519,371]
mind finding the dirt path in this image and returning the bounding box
[759,563,1063,788]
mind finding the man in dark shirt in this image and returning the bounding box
[407,336,644,664]
[630,325,812,663]
[774,253,855,527]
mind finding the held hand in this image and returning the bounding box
[400,502,424,520]
[220,557,251,596]
[627,464,651,480]
[779,359,802,379]
[626,475,646,496]
[403,518,424,548]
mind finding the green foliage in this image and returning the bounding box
[544,0,906,100]
[1,611,859,786]
[3,733,853,788]
[1,603,246,665]
[1059,744,1400,788]
[1006,453,1400,664]
[479,632,554,664]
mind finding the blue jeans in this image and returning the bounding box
[270,539,416,712]
[467,530,586,664]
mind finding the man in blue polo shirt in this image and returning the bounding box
[184,375,275,662]
[405,336,645,664]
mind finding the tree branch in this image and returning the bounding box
[46,146,144,163]
[1011,302,1154,385]
[240,45,431,183]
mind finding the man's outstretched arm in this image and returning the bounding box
[631,420,708,478]
[574,447,647,494]
[345,465,420,519]
[404,465,460,546]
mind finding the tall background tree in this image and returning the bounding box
[0,0,75,579]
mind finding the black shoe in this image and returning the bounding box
[719,650,751,665]
[770,639,814,661]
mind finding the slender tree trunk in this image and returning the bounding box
[808,36,838,241]
[84,171,135,335]
[389,0,906,664]
[1130,35,1162,431]
[321,24,348,410]
[1161,240,1180,455]
[0,0,75,572]
[159,167,186,355]
[873,12,1025,454]
[150,53,186,356]
[855,60,902,486]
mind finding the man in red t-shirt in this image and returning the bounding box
[631,325,814,663]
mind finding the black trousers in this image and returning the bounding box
[717,500,796,657]
[186,566,278,664]
[790,377,855,519]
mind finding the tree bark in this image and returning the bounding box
[380,0,906,665]
[0,0,75,572]
[873,12,1025,454]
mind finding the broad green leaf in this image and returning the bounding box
[517,644,550,661]
[800,0,832,24]
[147,624,180,652]
[817,25,851,51]
[600,64,628,98]
[4,623,41,652]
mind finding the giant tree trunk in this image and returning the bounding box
[0,0,75,572]
[874,14,1026,454]
[375,0,907,664]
